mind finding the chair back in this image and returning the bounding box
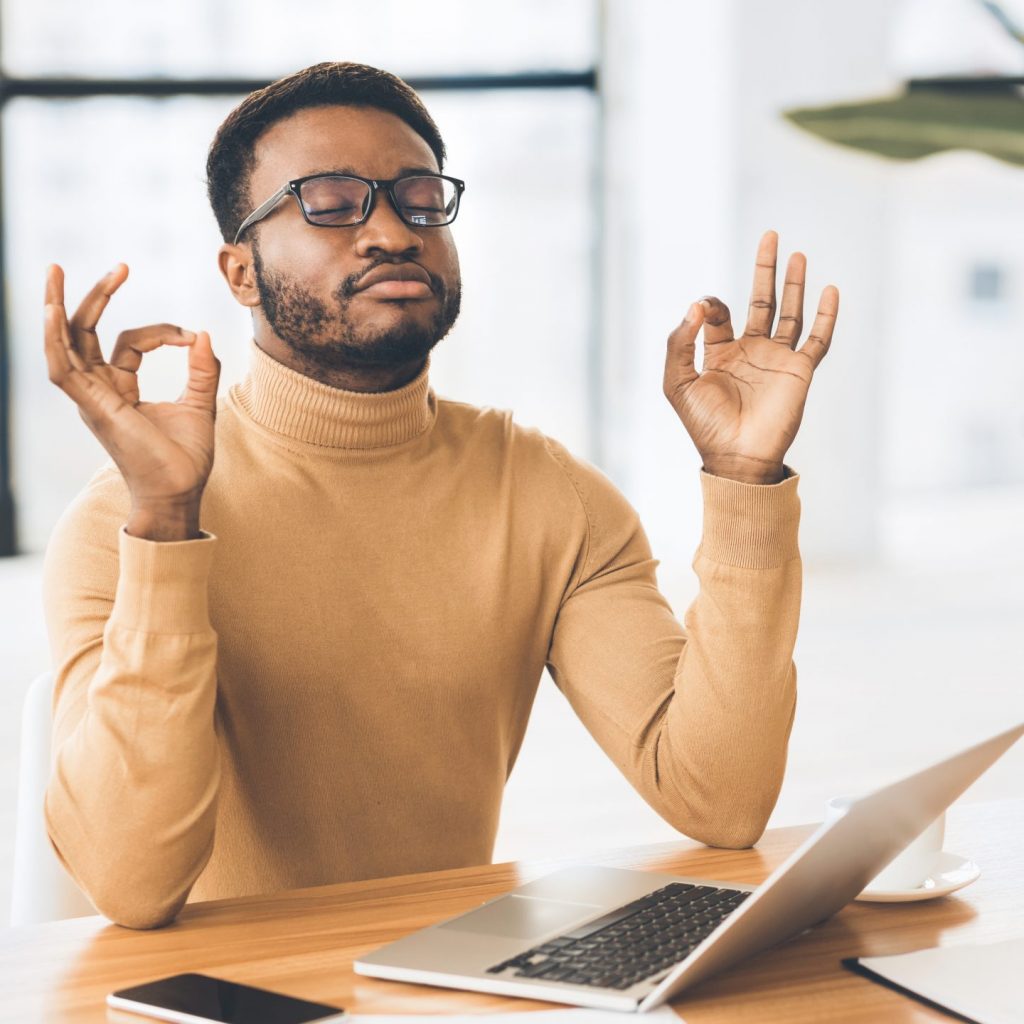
[11,671,96,925]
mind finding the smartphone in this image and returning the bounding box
[107,972,347,1024]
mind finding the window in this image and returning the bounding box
[0,3,600,553]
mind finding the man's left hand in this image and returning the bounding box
[663,231,839,485]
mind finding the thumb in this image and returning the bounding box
[181,331,221,412]
[663,302,704,403]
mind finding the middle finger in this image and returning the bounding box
[744,230,778,338]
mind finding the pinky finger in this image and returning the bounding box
[797,285,839,369]
[43,304,75,386]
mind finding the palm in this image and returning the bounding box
[681,334,812,465]
[95,364,211,487]
[663,232,839,483]
[44,264,220,506]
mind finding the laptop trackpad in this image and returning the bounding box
[438,894,601,941]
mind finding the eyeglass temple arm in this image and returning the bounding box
[233,184,292,245]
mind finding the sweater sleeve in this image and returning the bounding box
[544,450,801,849]
[42,469,221,928]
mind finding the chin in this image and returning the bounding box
[292,328,437,370]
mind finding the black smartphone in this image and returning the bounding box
[107,972,347,1023]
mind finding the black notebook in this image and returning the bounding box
[844,939,1024,1024]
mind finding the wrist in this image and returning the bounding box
[701,455,785,486]
[126,500,203,542]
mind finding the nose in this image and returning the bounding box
[353,190,425,259]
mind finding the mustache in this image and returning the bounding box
[336,259,445,300]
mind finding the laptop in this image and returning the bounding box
[355,720,1024,1012]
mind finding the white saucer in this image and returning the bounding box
[855,852,981,903]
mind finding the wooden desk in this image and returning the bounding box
[2,799,1021,1023]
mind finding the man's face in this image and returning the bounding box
[244,104,462,371]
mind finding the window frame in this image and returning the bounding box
[0,59,599,556]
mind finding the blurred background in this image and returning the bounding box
[1,0,1022,923]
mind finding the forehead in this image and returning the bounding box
[250,105,439,191]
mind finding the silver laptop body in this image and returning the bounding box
[355,721,1024,1012]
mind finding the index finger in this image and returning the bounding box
[744,230,778,338]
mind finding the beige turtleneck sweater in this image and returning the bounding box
[43,342,802,930]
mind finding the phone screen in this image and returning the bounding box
[108,972,347,1024]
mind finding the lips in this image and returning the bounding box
[354,263,433,295]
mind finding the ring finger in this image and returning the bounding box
[68,264,129,366]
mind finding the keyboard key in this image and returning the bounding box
[485,882,750,986]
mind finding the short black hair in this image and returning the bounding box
[206,61,447,243]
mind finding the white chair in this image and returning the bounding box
[11,671,97,925]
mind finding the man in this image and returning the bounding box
[42,62,839,930]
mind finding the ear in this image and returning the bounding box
[218,243,261,308]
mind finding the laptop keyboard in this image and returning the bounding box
[485,882,751,991]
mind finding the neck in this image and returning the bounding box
[233,339,435,450]
[253,333,427,394]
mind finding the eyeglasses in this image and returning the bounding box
[233,172,466,244]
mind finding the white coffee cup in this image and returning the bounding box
[824,796,945,891]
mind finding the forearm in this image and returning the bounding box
[652,562,799,847]
[646,472,801,847]
[45,529,220,929]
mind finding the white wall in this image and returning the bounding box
[600,0,738,576]
[881,153,1024,495]
[602,0,897,567]
[730,0,895,564]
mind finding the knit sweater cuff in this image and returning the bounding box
[697,468,801,569]
[109,528,217,635]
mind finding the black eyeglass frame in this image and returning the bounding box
[232,172,466,244]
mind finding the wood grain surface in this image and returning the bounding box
[2,799,1020,1023]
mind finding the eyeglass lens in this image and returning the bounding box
[298,175,458,227]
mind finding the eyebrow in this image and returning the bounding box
[299,165,440,180]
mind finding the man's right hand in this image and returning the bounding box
[44,263,221,542]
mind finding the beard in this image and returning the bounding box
[251,242,461,372]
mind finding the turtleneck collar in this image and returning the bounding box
[231,340,435,450]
